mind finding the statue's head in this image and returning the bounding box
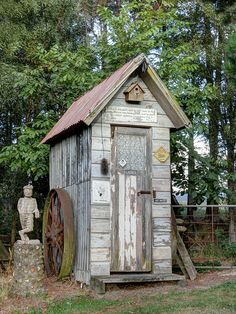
[23,184,33,197]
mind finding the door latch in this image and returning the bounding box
[137,190,152,196]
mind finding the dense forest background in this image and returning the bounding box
[0,0,235,243]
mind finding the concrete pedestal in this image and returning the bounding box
[12,240,45,296]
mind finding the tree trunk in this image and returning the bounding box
[187,130,197,234]
[227,143,236,243]
[203,12,220,218]
[187,130,195,220]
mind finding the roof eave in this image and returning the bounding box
[41,121,87,145]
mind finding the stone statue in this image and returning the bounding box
[17,185,40,242]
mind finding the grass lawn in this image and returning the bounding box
[26,281,236,314]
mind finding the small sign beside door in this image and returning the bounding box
[92,180,110,203]
[153,146,169,163]
[153,198,168,203]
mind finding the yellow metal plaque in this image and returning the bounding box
[154,147,169,163]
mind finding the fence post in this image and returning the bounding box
[211,206,214,243]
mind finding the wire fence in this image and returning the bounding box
[172,205,236,264]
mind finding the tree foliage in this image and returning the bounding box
[0,112,55,180]
[225,32,236,89]
[1,0,236,238]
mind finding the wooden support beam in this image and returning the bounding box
[176,231,197,280]
[175,254,188,279]
[172,209,197,281]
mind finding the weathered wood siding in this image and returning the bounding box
[91,74,172,276]
[152,125,172,274]
[49,128,91,283]
[91,121,111,276]
[152,126,172,273]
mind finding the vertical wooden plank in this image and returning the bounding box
[129,175,137,271]
[118,172,125,270]
[73,127,91,283]
[82,132,85,274]
[60,140,64,186]
[136,174,143,270]
[124,175,131,269]
[79,158,82,282]
[144,128,152,271]
[86,128,91,276]
[58,141,62,188]
[57,143,60,187]
[110,126,117,271]
[81,132,85,273]
[53,144,56,188]
[70,136,76,185]
[49,147,53,189]
[66,137,70,187]
[54,144,58,188]
[84,131,87,274]
[55,143,58,187]
[52,146,56,188]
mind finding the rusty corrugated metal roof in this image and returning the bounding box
[41,55,145,144]
[42,54,191,144]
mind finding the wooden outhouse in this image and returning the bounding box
[42,54,191,288]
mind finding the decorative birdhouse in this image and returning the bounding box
[124,81,144,102]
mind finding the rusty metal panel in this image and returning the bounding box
[41,57,140,144]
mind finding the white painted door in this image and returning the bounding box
[111,126,152,272]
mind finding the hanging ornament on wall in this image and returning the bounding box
[101,158,109,175]
[99,112,109,176]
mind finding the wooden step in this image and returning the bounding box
[91,273,186,294]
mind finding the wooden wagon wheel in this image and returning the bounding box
[43,189,75,279]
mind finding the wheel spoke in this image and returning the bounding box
[52,247,58,274]
[50,193,55,220]
[55,225,64,235]
[55,241,63,256]
[56,199,61,225]
[48,193,63,275]
[43,189,74,278]
[48,201,53,217]
[45,224,52,236]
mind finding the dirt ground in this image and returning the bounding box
[1,269,236,314]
